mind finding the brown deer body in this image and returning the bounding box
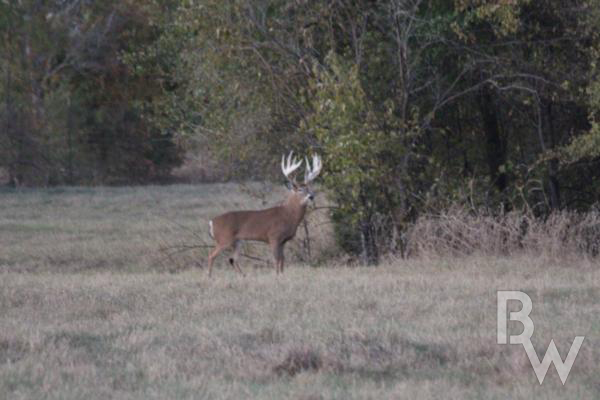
[207,152,322,276]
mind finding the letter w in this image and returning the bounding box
[522,337,585,385]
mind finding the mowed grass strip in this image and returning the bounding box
[0,185,598,399]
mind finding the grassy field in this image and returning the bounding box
[0,185,598,399]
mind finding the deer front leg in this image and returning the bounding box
[278,245,286,273]
[270,241,284,274]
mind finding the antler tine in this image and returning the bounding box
[304,154,322,183]
[304,157,310,183]
[281,151,302,183]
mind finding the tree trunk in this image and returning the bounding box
[544,101,561,210]
[359,219,378,265]
[479,86,507,194]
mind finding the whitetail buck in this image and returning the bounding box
[207,152,322,276]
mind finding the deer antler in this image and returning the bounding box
[304,154,322,184]
[281,151,302,184]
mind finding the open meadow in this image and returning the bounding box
[0,185,599,399]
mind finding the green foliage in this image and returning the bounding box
[455,0,531,36]
[560,49,600,163]
[561,124,600,163]
[301,54,427,261]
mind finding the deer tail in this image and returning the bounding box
[209,220,214,239]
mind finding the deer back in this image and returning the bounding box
[212,203,304,245]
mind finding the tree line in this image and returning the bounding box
[2,0,599,262]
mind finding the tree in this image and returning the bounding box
[0,0,185,185]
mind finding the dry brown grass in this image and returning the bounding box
[0,185,598,399]
[407,206,600,260]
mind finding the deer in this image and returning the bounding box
[207,152,322,277]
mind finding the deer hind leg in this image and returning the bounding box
[207,243,225,277]
[229,240,245,276]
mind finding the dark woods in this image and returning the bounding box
[0,1,184,185]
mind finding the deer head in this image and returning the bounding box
[281,151,322,205]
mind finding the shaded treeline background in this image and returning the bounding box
[1,0,600,263]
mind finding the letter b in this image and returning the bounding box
[497,291,534,345]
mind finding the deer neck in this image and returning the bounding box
[282,195,307,226]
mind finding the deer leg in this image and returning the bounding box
[279,250,285,273]
[229,240,245,276]
[271,242,284,274]
[277,242,285,274]
[207,244,225,277]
